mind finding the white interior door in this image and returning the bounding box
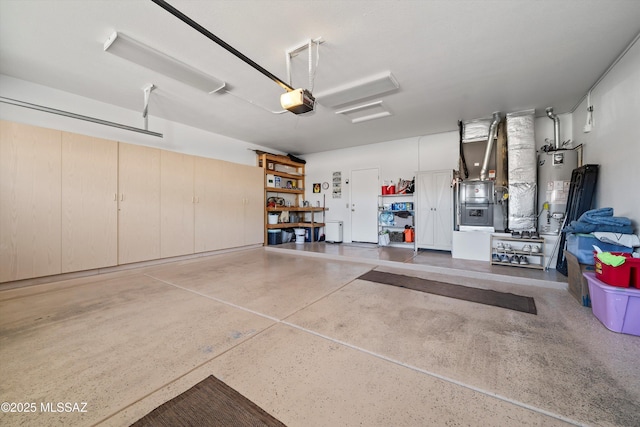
[351,168,379,243]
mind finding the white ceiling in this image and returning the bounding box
[1,0,639,155]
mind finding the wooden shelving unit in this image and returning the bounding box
[257,153,326,244]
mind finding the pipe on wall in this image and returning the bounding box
[480,111,503,181]
[545,107,560,149]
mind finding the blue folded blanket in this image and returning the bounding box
[563,221,634,234]
[578,207,632,227]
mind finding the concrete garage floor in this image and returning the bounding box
[1,246,639,426]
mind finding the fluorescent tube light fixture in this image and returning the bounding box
[315,71,399,108]
[280,88,315,115]
[104,31,226,94]
[335,100,392,124]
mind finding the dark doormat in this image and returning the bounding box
[131,375,286,427]
[358,270,537,315]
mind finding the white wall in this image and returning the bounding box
[0,75,278,165]
[303,131,459,242]
[570,37,640,228]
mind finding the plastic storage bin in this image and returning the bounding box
[267,229,282,245]
[281,229,294,243]
[294,228,306,244]
[304,227,320,242]
[584,272,640,336]
[566,233,632,264]
[593,252,640,288]
[381,184,396,195]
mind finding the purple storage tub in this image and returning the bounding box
[583,272,640,336]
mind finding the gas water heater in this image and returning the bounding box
[537,108,578,235]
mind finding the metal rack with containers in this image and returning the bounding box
[378,193,416,249]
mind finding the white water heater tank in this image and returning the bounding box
[537,149,578,235]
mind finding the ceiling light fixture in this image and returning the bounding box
[335,100,392,124]
[315,71,399,108]
[150,0,314,115]
[104,31,226,94]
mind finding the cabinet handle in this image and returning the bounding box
[121,194,124,201]
[114,193,117,201]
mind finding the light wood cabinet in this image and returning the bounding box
[416,170,453,251]
[61,132,118,272]
[0,119,264,283]
[242,165,265,245]
[0,120,62,282]
[221,162,264,247]
[161,151,195,258]
[118,143,161,265]
[194,157,225,252]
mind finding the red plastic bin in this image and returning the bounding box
[381,185,396,195]
[630,257,640,288]
[593,252,634,288]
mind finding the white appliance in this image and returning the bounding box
[325,221,343,243]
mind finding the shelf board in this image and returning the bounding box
[490,261,544,270]
[265,170,303,180]
[379,194,414,197]
[381,242,415,248]
[491,235,544,243]
[267,222,325,229]
[493,250,543,257]
[267,206,326,212]
[260,153,304,168]
[265,187,304,194]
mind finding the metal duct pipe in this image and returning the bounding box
[545,107,560,149]
[480,111,503,181]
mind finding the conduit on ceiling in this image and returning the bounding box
[0,96,163,138]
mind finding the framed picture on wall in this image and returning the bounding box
[313,183,321,193]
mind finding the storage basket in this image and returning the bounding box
[594,252,634,288]
[389,231,404,242]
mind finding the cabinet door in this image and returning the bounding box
[61,132,118,272]
[194,157,224,252]
[416,172,435,248]
[161,151,195,258]
[220,161,245,248]
[433,170,453,250]
[218,162,263,248]
[240,165,264,245]
[416,170,453,250]
[0,121,61,282]
[118,143,161,264]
